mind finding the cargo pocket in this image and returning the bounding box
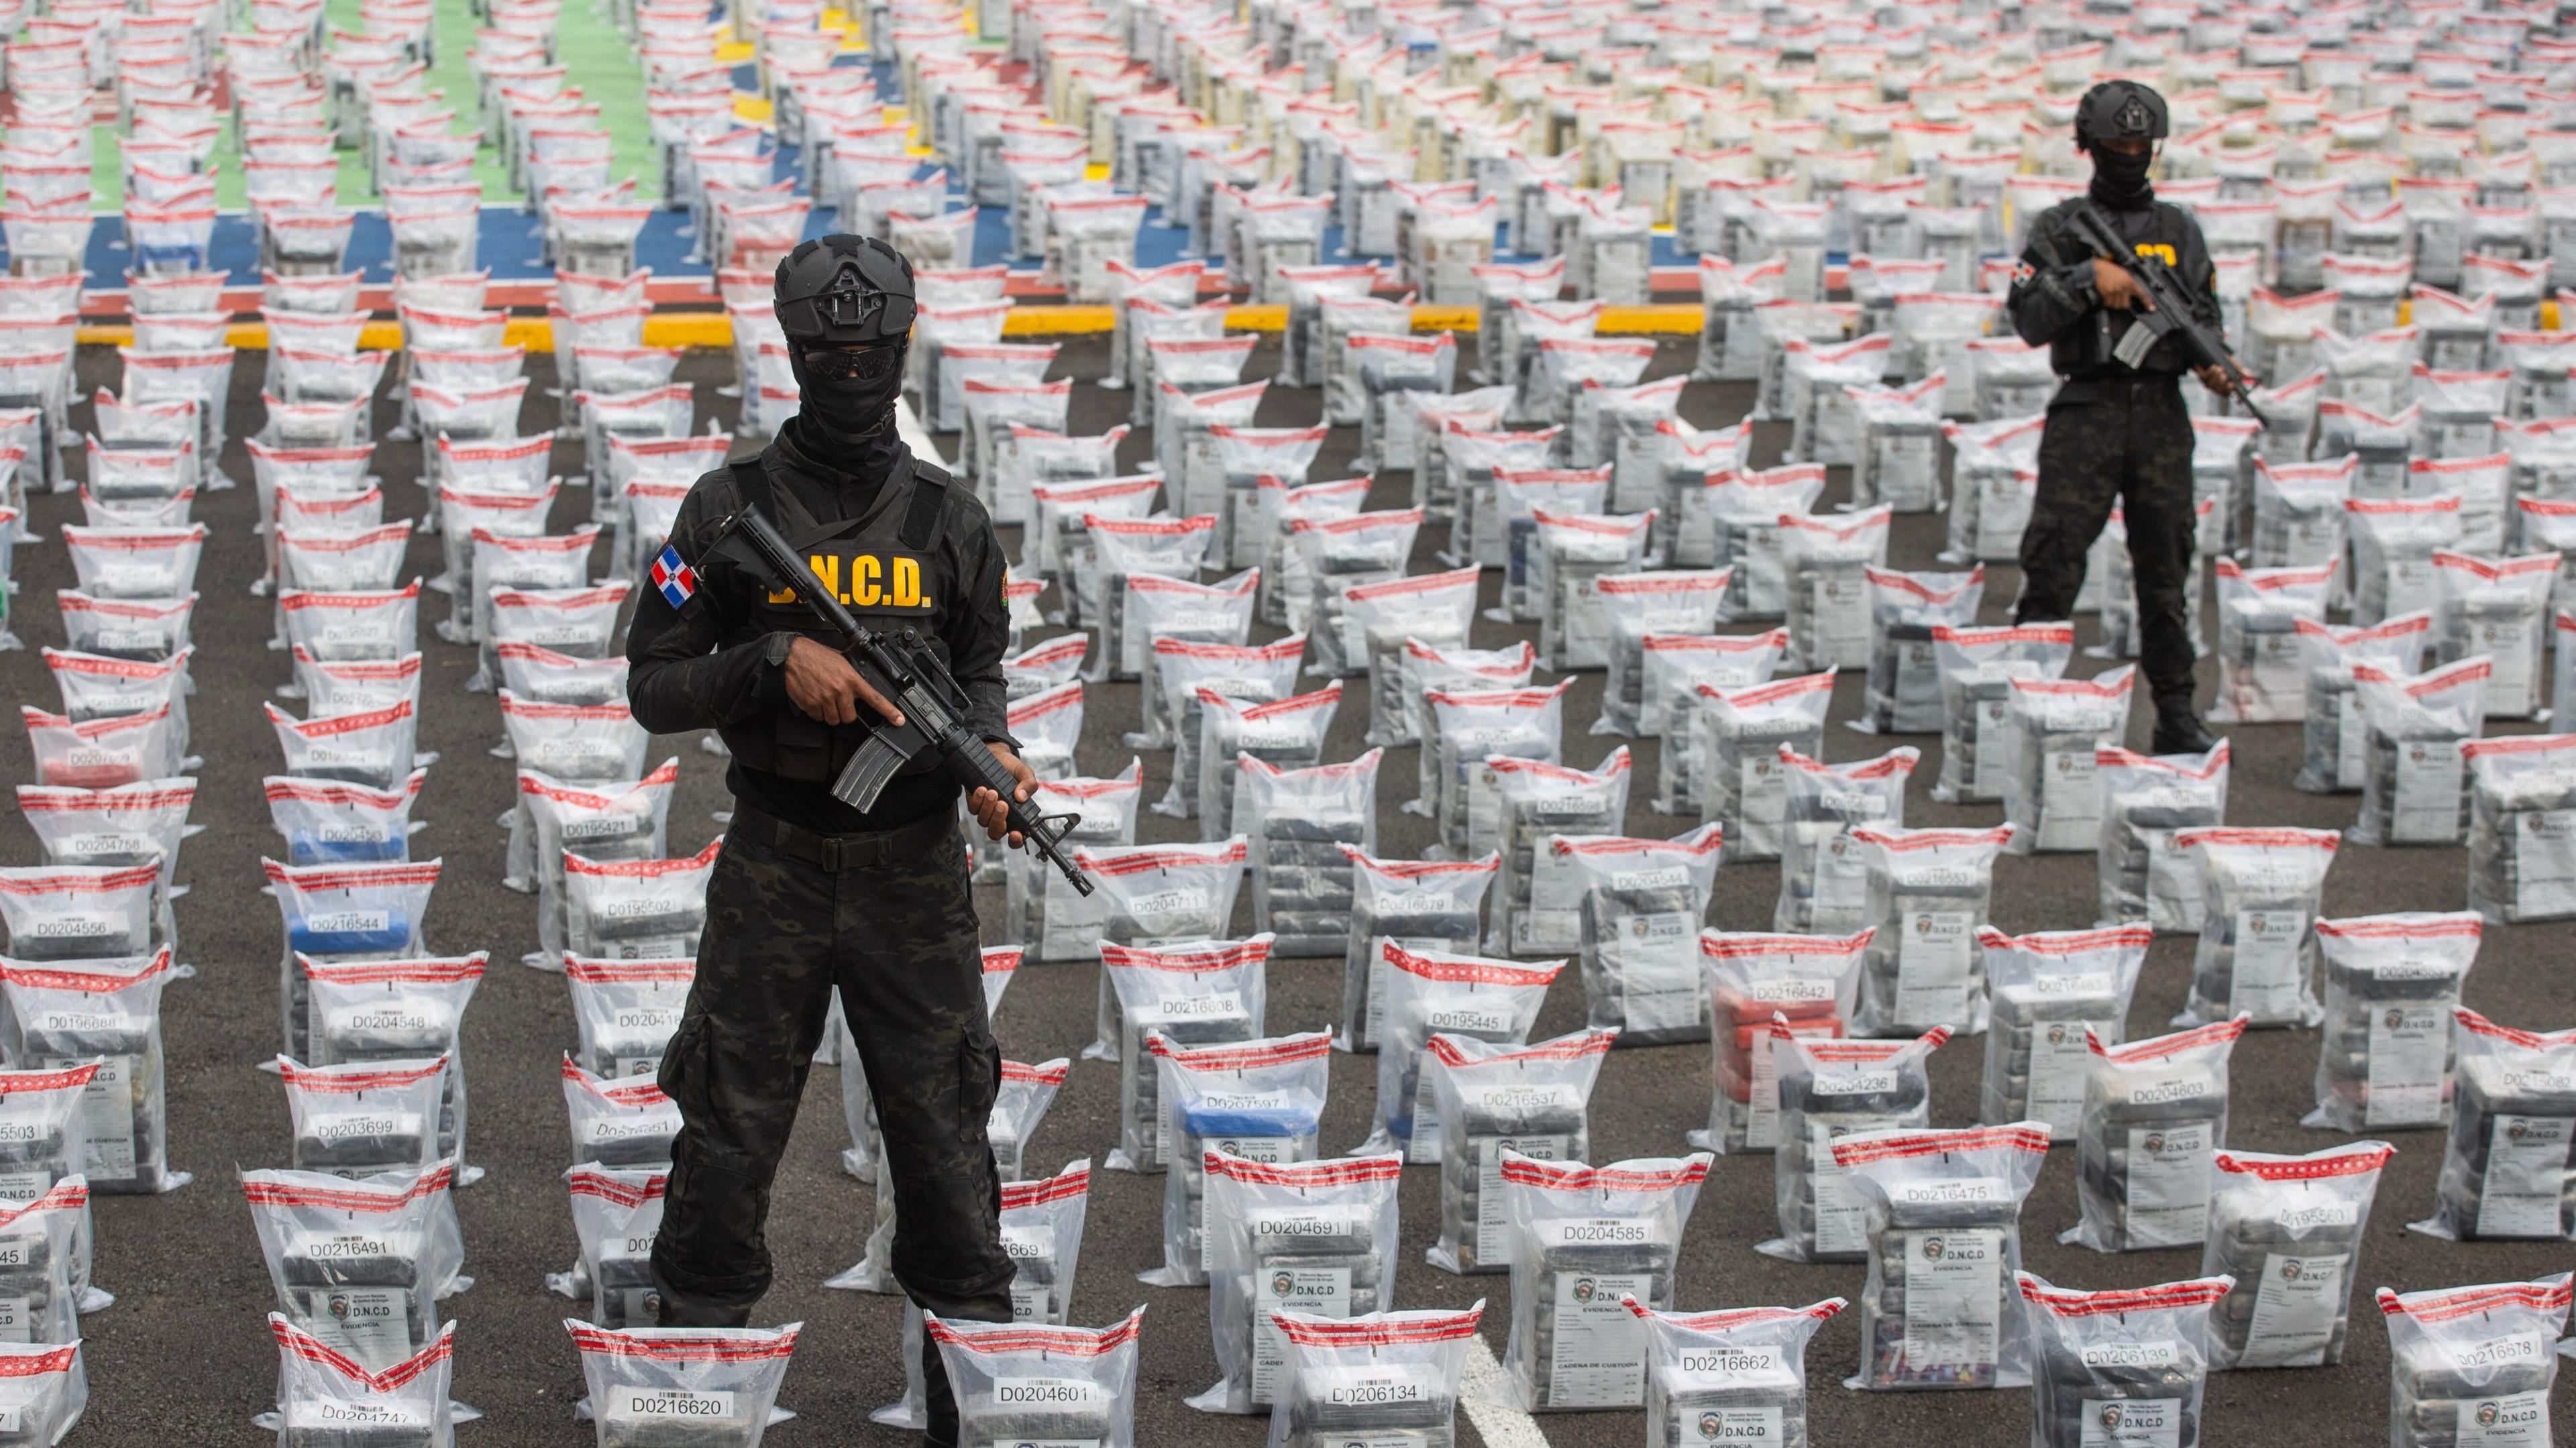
[957,1028,1000,1146]
[656,1013,712,1114]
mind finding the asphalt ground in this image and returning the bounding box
[3,331,2573,1445]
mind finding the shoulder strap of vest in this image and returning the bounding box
[898,450,950,551]
[727,457,771,520]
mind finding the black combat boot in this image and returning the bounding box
[2151,692,2220,755]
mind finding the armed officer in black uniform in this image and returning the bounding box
[2008,80,2253,754]
[625,234,1035,1447]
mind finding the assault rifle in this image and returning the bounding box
[2065,202,2268,426]
[721,504,1095,897]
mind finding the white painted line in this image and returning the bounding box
[896,395,947,465]
[1459,1335,1552,1448]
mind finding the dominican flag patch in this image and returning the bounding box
[650,545,698,608]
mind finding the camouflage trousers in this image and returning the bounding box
[2015,376,2201,707]
[653,804,1011,1445]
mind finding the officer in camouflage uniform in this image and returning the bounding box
[2008,79,2251,754]
[626,234,1033,1446]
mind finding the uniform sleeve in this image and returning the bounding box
[945,502,1017,746]
[2006,209,2102,348]
[625,484,790,735]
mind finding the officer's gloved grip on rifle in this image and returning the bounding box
[719,503,1097,896]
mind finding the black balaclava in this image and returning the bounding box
[2088,146,2155,209]
[788,341,906,444]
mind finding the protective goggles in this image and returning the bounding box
[801,341,904,382]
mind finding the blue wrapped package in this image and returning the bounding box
[285,832,407,866]
[286,908,414,956]
[1146,1029,1332,1288]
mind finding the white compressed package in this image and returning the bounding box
[1008,763,1143,962]
[1595,571,1733,738]
[1500,1152,1713,1412]
[1851,825,2015,1038]
[1932,624,2072,804]
[2000,667,2135,856]
[1709,466,1827,623]
[1978,926,2150,1143]
[1645,630,1787,815]
[1759,1023,1945,1264]
[265,701,416,791]
[2201,1141,2395,1372]
[244,1160,466,1376]
[2414,1009,2576,1243]
[1838,1123,2050,1392]
[1490,748,1633,956]
[564,955,693,1081]
[2213,559,2336,723]
[2292,614,2433,795]
[567,1319,800,1447]
[2430,550,2557,718]
[1635,1294,1845,1448]
[2019,1272,2231,1444]
[1690,669,1834,861]
[2063,1017,2250,1254]
[2465,734,2576,925]
[498,693,649,783]
[270,1313,454,1447]
[559,1164,666,1331]
[1696,931,1866,1158]
[559,1056,679,1172]
[1775,747,1918,936]
[2175,827,2340,1029]
[2351,657,2489,848]
[2346,494,2464,626]
[1347,568,1480,750]
[1267,1302,1483,1447]
[926,1306,1142,1447]
[1776,507,1891,672]
[0,863,162,966]
[262,853,440,1032]
[1424,1027,1617,1278]
[1554,829,1722,1045]
[2096,744,2231,932]
[280,582,423,663]
[1187,1152,1403,1416]
[1159,634,1308,819]
[2306,913,2480,1134]
[1337,850,1500,1056]
[1146,1033,1330,1289]
[563,842,718,964]
[2376,1274,2570,1448]
[17,705,177,790]
[1111,567,1254,687]
[1532,509,1656,673]
[1196,685,1339,844]
[1242,752,1379,959]
[514,764,679,957]
[1362,943,1562,1163]
[1857,567,1983,735]
[1939,416,2045,566]
[1092,930,1269,1172]
[19,777,197,889]
[0,948,184,1196]
[1425,680,1570,860]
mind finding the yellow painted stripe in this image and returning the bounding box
[733,96,775,123]
[715,40,754,61]
[74,303,1705,350]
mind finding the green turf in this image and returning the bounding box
[86,0,667,211]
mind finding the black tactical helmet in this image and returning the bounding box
[773,234,916,346]
[2073,79,2169,151]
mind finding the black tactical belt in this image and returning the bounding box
[733,802,958,873]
